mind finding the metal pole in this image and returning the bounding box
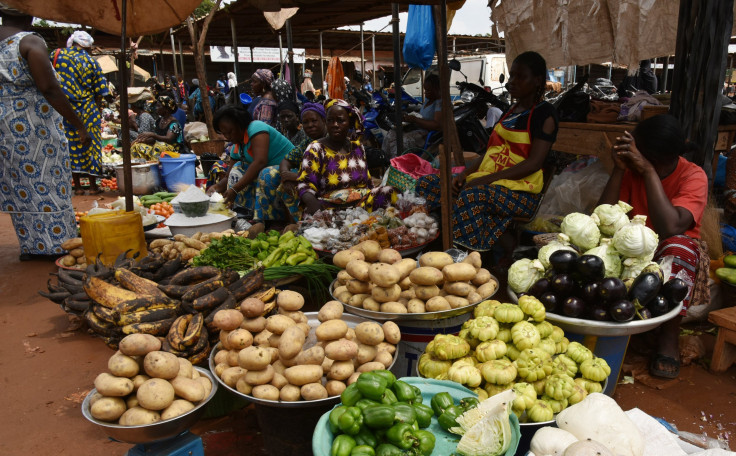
[360,23,365,77]
[121,0,133,212]
[392,4,403,155]
[663,56,669,92]
[608,62,612,80]
[371,34,376,89]
[573,65,577,84]
[452,37,456,54]
[286,19,297,100]
[231,16,240,85]
[169,28,178,77]
[319,32,325,94]
[653,57,658,89]
[178,40,185,81]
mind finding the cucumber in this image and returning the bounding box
[142,198,163,208]
[139,195,158,201]
[724,255,736,269]
[716,267,736,285]
[163,196,175,202]
[154,192,178,199]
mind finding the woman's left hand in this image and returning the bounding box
[223,188,237,206]
[614,131,654,176]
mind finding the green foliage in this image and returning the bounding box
[193,0,216,18]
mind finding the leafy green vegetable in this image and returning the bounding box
[262,261,339,301]
[192,235,256,271]
[561,212,601,251]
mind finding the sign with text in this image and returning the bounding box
[251,47,306,64]
[209,46,252,63]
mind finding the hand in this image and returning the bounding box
[402,113,413,124]
[452,173,466,199]
[281,180,298,197]
[78,128,92,149]
[281,170,299,183]
[223,188,237,205]
[303,198,323,216]
[613,131,654,175]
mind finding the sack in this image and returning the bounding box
[557,91,590,122]
[618,90,661,122]
[402,5,436,70]
[587,100,621,123]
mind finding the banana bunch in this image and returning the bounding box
[40,268,91,315]
[163,313,210,364]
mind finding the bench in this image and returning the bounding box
[708,306,736,372]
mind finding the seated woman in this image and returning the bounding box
[248,69,278,126]
[279,102,328,220]
[382,74,442,157]
[598,114,708,379]
[278,100,310,150]
[208,106,296,222]
[127,99,155,141]
[415,51,558,252]
[131,96,185,160]
[297,99,396,216]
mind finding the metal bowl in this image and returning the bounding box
[314,233,440,259]
[209,312,397,408]
[142,215,166,232]
[81,367,218,444]
[329,276,499,322]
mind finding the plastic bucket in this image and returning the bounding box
[159,154,196,192]
[393,313,473,378]
[80,211,147,266]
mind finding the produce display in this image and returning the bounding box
[101,145,122,165]
[332,243,498,314]
[86,334,213,425]
[100,177,118,191]
[508,203,688,322]
[210,295,401,402]
[74,210,89,224]
[149,232,241,263]
[715,254,736,285]
[56,237,88,270]
[418,299,612,422]
[140,192,178,208]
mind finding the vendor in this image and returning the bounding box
[415,51,559,252]
[208,106,296,222]
[382,74,442,157]
[598,114,707,379]
[127,99,155,141]
[278,100,310,150]
[130,96,185,160]
[297,99,396,216]
[248,69,278,126]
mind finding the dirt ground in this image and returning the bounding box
[0,194,734,455]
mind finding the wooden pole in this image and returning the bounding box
[663,56,669,92]
[178,40,185,81]
[120,0,133,212]
[169,28,178,76]
[392,4,403,155]
[372,34,377,89]
[360,23,365,77]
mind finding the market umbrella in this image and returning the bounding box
[95,55,151,81]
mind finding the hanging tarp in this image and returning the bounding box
[403,5,436,70]
[325,56,346,99]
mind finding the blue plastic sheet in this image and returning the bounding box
[402,5,436,70]
[721,224,736,252]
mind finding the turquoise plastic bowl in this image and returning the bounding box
[312,377,521,456]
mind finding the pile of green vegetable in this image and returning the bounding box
[139,192,177,207]
[418,299,611,423]
[715,254,736,285]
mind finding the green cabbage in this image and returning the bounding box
[592,201,633,236]
[584,239,622,278]
[538,233,577,269]
[508,259,545,294]
[453,390,514,456]
[620,257,657,281]
[561,213,601,251]
[612,215,658,259]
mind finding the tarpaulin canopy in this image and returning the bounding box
[95,55,150,80]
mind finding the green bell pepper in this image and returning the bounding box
[392,403,417,424]
[329,406,349,434]
[262,247,284,268]
[341,383,363,407]
[350,445,375,456]
[256,250,269,261]
[356,372,388,401]
[279,230,295,243]
[412,403,434,429]
[353,427,378,448]
[372,370,396,388]
[393,380,415,403]
[375,443,404,456]
[338,406,364,436]
[286,252,307,266]
[259,240,270,250]
[363,405,395,430]
[410,420,419,431]
[438,405,464,432]
[460,396,480,412]
[386,422,416,450]
[381,388,398,405]
[331,434,357,456]
[355,398,381,411]
[410,385,423,403]
[430,392,454,416]
[411,429,436,456]
[300,256,316,265]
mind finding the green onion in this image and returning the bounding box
[263,261,340,301]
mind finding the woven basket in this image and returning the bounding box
[532,233,559,249]
[190,139,226,156]
[386,167,418,193]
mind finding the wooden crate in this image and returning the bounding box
[641,105,670,120]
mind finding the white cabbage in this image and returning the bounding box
[612,215,659,259]
[620,257,657,281]
[538,233,577,270]
[530,427,579,456]
[508,259,545,294]
[584,239,622,278]
[455,390,514,456]
[561,213,601,251]
[593,201,633,237]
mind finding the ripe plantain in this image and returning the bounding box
[181,279,224,303]
[192,286,230,312]
[167,314,193,351]
[113,296,179,317]
[180,312,204,348]
[84,276,139,309]
[115,268,167,297]
[116,307,178,326]
[249,287,276,303]
[85,310,122,337]
[187,339,211,365]
[121,317,177,336]
[91,304,118,324]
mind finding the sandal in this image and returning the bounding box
[649,354,681,379]
[73,188,86,196]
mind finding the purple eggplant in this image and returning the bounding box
[551,274,575,297]
[539,292,560,312]
[580,282,600,304]
[575,255,605,282]
[563,296,586,318]
[528,278,551,298]
[589,305,611,321]
[598,277,627,303]
[609,299,636,322]
[628,272,662,307]
[549,250,579,274]
[661,278,688,304]
[647,295,670,317]
[638,308,653,320]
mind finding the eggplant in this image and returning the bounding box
[648,295,670,317]
[562,296,586,318]
[628,272,662,307]
[580,282,600,304]
[661,278,688,304]
[551,274,575,297]
[528,278,551,298]
[609,299,636,322]
[539,292,560,312]
[597,277,627,303]
[638,308,653,320]
[549,250,579,274]
[575,255,605,282]
[589,305,611,321]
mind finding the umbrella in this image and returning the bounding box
[95,55,151,81]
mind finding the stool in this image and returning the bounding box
[708,306,736,372]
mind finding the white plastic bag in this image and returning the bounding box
[537,159,609,218]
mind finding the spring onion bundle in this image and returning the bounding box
[263,261,340,301]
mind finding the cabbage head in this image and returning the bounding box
[561,213,601,251]
[508,259,545,294]
[538,233,577,269]
[584,238,622,278]
[592,201,633,236]
[620,257,657,281]
[612,215,658,259]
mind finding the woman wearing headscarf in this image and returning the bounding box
[227,72,238,92]
[297,99,396,216]
[130,96,185,160]
[127,99,155,141]
[248,69,278,126]
[51,30,109,195]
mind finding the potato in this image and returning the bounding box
[382,321,400,345]
[268,333,281,348]
[279,309,308,324]
[95,373,134,397]
[221,367,246,388]
[90,397,126,422]
[253,384,280,400]
[108,353,140,378]
[446,295,470,309]
[472,268,493,286]
[355,322,384,346]
[376,342,397,355]
[328,360,355,380]
[467,292,482,304]
[333,285,348,297]
[318,301,344,322]
[394,258,418,279]
[280,384,301,401]
[442,263,477,282]
[219,330,232,350]
[235,377,253,395]
[346,259,371,282]
[161,399,195,420]
[419,252,454,270]
[197,377,212,398]
[345,327,357,341]
[241,316,267,333]
[301,382,328,401]
[61,237,83,250]
[326,380,347,397]
[322,357,334,375]
[477,281,498,298]
[415,285,440,300]
[265,346,280,363]
[214,309,244,331]
[334,249,365,268]
[398,276,413,291]
[272,360,286,375]
[270,372,288,389]
[336,290,353,304]
[348,293,370,308]
[410,267,444,286]
[214,362,228,378]
[279,326,306,359]
[277,290,305,311]
[380,302,408,313]
[357,343,377,364]
[400,288,417,300]
[240,298,266,320]
[283,365,323,386]
[131,374,150,391]
[176,358,193,379]
[426,296,452,312]
[88,392,105,407]
[254,329,272,346]
[265,315,295,335]
[227,349,240,367]
[355,240,381,262]
[346,279,372,295]
[362,297,381,311]
[137,378,175,410]
[462,251,483,269]
[358,361,387,373]
[444,281,472,296]
[214,350,229,366]
[337,270,353,285]
[119,334,161,356]
[227,329,254,350]
[295,346,325,366]
[126,395,139,409]
[368,263,401,287]
[244,364,275,386]
[316,319,348,341]
[407,299,426,313]
[324,338,359,361]
[347,372,361,385]
[375,350,393,368]
[296,322,311,336]
[60,255,76,267]
[170,377,205,402]
[119,407,160,426]
[371,284,401,303]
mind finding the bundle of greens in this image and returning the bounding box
[191,235,256,272]
[263,261,340,301]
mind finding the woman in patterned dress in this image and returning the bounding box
[51,31,109,195]
[297,99,396,216]
[0,7,90,259]
[248,69,278,126]
[130,96,185,160]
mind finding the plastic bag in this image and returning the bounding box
[402,5,436,70]
[535,158,609,218]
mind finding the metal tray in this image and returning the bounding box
[314,233,440,259]
[329,275,499,322]
[142,215,166,232]
[81,367,218,444]
[208,312,397,408]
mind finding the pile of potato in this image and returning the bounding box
[211,290,400,402]
[332,242,498,314]
[149,230,249,262]
[88,334,212,425]
[59,237,87,269]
